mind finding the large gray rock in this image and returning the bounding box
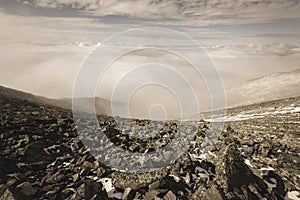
[216,144,284,200]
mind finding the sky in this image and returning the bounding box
[0,0,300,118]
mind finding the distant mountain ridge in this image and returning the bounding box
[226,68,300,107]
[0,85,71,110]
[1,68,299,117]
[0,85,119,116]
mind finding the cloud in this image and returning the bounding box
[207,43,300,58]
[13,0,300,25]
[252,43,300,57]
[0,6,300,104]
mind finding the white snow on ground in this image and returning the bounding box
[285,191,300,200]
[260,166,275,171]
[99,178,123,199]
[244,159,253,168]
[205,106,300,122]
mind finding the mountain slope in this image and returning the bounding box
[0,85,123,116]
[65,97,125,116]
[0,85,299,199]
[0,85,71,110]
[226,68,300,107]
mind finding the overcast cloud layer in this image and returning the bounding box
[0,0,300,117]
[13,0,300,25]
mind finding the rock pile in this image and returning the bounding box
[0,94,299,199]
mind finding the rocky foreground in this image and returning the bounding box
[0,94,299,200]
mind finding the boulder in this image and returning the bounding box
[216,144,279,200]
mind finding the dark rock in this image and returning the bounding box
[216,144,277,200]
[77,180,108,200]
[1,182,41,200]
[42,171,66,184]
[158,175,190,196]
[0,91,298,200]
[0,158,18,180]
[16,182,38,197]
[61,188,77,199]
[225,144,259,191]
[263,171,286,199]
[199,185,223,200]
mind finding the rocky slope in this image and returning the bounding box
[0,85,123,116]
[0,92,299,199]
[226,68,300,107]
[0,85,71,110]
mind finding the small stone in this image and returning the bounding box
[149,180,160,190]
[42,184,54,192]
[31,111,40,116]
[200,186,223,200]
[46,190,57,199]
[158,176,189,195]
[257,141,271,157]
[61,188,77,199]
[77,180,108,199]
[77,183,85,198]
[44,171,65,184]
[0,189,16,200]
[72,173,79,182]
[164,191,176,200]
[16,182,37,197]
[97,167,105,177]
[122,188,132,200]
[83,161,94,169]
[143,190,160,200]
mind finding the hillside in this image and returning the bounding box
[0,85,124,116]
[0,89,299,199]
[226,68,300,107]
[0,85,71,110]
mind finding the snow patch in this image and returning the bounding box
[285,191,300,200]
[260,166,275,171]
[206,106,300,122]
